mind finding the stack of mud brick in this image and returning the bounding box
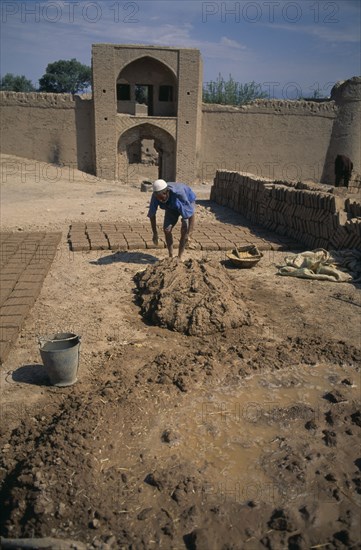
[211,171,361,251]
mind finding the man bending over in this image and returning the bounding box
[147,179,196,260]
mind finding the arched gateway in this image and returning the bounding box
[117,123,176,183]
[92,44,203,184]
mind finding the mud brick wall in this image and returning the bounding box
[201,100,337,183]
[0,91,94,173]
[211,171,361,250]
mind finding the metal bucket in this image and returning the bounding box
[39,332,81,387]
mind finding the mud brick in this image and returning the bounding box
[1,243,19,259]
[1,264,25,274]
[115,224,132,231]
[0,280,16,291]
[108,238,128,250]
[127,241,146,250]
[86,222,102,228]
[101,223,117,231]
[25,267,49,277]
[0,304,31,317]
[90,240,109,250]
[115,231,127,240]
[70,235,89,242]
[4,296,36,308]
[17,273,44,284]
[44,231,62,239]
[145,241,165,249]
[3,261,28,271]
[70,222,86,229]
[87,234,106,243]
[9,251,31,263]
[17,242,39,254]
[87,227,106,235]
[69,233,89,242]
[227,237,248,247]
[0,340,13,364]
[255,242,271,251]
[22,241,43,250]
[0,288,12,306]
[88,233,107,244]
[0,273,18,282]
[70,242,90,252]
[87,232,104,241]
[88,235,108,245]
[349,234,361,248]
[200,242,219,251]
[0,323,19,341]
[0,316,23,329]
[27,260,51,272]
[0,233,12,243]
[14,281,42,294]
[25,232,46,240]
[69,236,84,246]
[1,237,23,246]
[4,232,25,241]
[107,234,127,243]
[87,228,105,235]
[109,242,128,251]
[37,242,58,255]
[9,289,32,299]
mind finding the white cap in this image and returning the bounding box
[153,179,167,193]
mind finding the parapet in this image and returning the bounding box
[0,91,92,108]
[202,99,337,116]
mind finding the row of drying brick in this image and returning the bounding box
[0,232,62,364]
[67,222,296,252]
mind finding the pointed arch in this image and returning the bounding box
[117,123,176,183]
[116,56,177,117]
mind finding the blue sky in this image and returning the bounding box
[1,0,360,99]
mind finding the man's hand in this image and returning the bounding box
[152,232,159,245]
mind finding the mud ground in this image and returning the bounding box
[0,154,360,549]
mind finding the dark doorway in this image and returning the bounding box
[135,84,154,115]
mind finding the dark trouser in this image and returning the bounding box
[163,206,195,258]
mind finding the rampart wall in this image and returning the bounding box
[201,100,337,184]
[211,170,361,250]
[0,92,94,173]
[0,91,357,189]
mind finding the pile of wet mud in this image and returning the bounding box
[134,258,251,335]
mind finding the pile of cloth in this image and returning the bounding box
[278,248,361,283]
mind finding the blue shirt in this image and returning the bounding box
[147,183,196,219]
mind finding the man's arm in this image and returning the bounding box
[147,194,160,244]
[149,215,159,245]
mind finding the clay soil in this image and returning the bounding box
[0,154,360,550]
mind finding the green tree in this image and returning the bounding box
[0,73,36,92]
[39,58,91,94]
[203,73,268,105]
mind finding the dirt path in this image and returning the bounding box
[0,154,360,549]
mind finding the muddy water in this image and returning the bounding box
[144,362,360,504]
